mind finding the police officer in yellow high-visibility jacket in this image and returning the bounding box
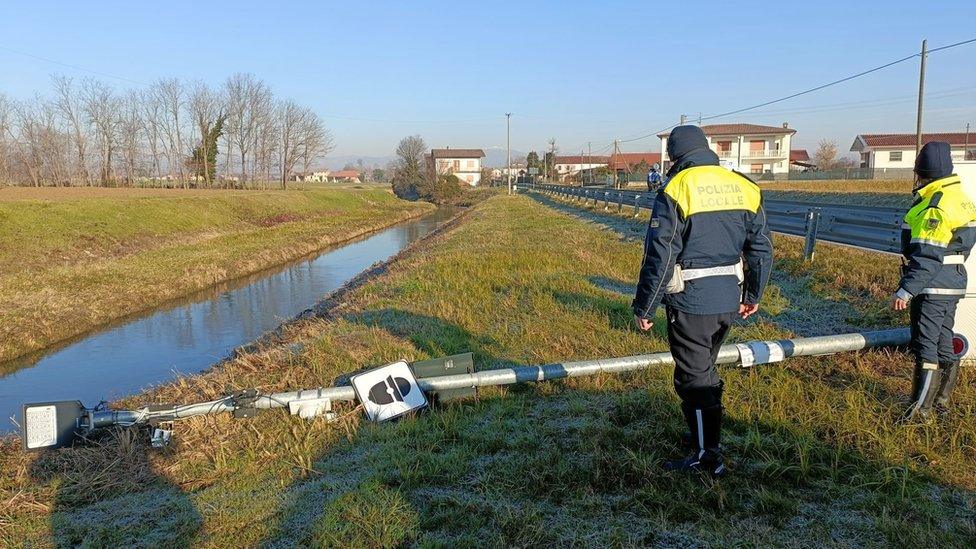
[633,125,773,476]
[891,141,976,419]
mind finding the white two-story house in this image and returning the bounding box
[851,132,975,175]
[658,123,796,177]
[553,155,610,181]
[429,148,486,186]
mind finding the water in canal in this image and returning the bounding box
[0,208,455,431]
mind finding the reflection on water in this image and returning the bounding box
[0,208,454,431]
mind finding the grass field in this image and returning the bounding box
[759,179,913,194]
[1,194,973,547]
[0,187,433,363]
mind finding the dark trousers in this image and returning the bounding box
[666,306,735,408]
[909,296,959,365]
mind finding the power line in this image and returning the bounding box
[0,44,150,86]
[606,36,976,146]
[928,37,976,53]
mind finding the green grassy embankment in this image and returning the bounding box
[0,187,434,363]
[1,194,972,546]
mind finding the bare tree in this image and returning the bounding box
[0,74,332,188]
[52,75,93,186]
[0,93,12,184]
[188,82,224,186]
[391,134,428,199]
[298,109,333,177]
[154,78,187,186]
[225,73,271,185]
[139,88,163,183]
[814,139,838,170]
[38,99,72,186]
[80,79,120,184]
[10,99,44,186]
[117,91,144,186]
[276,100,306,189]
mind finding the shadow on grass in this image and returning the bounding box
[258,309,976,547]
[27,429,202,546]
[527,192,648,242]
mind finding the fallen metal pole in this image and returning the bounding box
[91,328,909,427]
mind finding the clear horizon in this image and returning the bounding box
[2,1,974,161]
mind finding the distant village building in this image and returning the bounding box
[492,163,526,180]
[429,148,486,186]
[293,171,331,183]
[789,149,814,171]
[328,170,362,183]
[851,132,976,174]
[553,155,610,181]
[292,170,361,183]
[659,123,796,177]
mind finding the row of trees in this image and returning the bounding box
[0,73,333,188]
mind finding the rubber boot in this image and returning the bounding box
[902,361,941,421]
[935,360,961,413]
[665,404,725,477]
[680,430,724,452]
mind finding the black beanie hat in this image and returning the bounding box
[667,125,710,161]
[914,141,953,180]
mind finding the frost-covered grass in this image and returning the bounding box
[1,195,973,547]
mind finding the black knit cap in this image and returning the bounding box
[667,125,710,161]
[914,141,953,180]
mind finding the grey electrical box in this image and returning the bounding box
[21,400,87,451]
[411,353,476,403]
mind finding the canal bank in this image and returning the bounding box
[0,207,457,429]
[0,187,434,364]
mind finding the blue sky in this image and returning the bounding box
[1,1,974,160]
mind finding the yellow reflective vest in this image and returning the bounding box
[897,174,976,299]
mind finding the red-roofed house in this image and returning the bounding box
[608,152,662,172]
[789,149,814,171]
[553,155,609,181]
[851,132,975,171]
[328,170,362,183]
[658,123,796,176]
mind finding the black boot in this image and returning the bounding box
[903,361,941,421]
[935,360,961,412]
[680,430,724,452]
[665,404,725,477]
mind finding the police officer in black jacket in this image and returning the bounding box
[633,125,773,476]
[891,142,976,419]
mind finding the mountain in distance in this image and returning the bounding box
[322,155,395,171]
[323,147,531,171]
[483,146,528,168]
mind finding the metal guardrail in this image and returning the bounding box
[526,183,904,257]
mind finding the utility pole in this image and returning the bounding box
[548,138,556,182]
[506,113,512,195]
[915,39,927,158]
[966,122,971,160]
[612,139,620,189]
[587,141,592,186]
[680,114,687,125]
[698,112,702,126]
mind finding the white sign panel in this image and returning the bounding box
[736,341,786,368]
[351,361,427,422]
[25,405,58,449]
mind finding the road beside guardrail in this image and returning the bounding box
[525,183,903,257]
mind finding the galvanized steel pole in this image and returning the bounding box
[92,329,909,427]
